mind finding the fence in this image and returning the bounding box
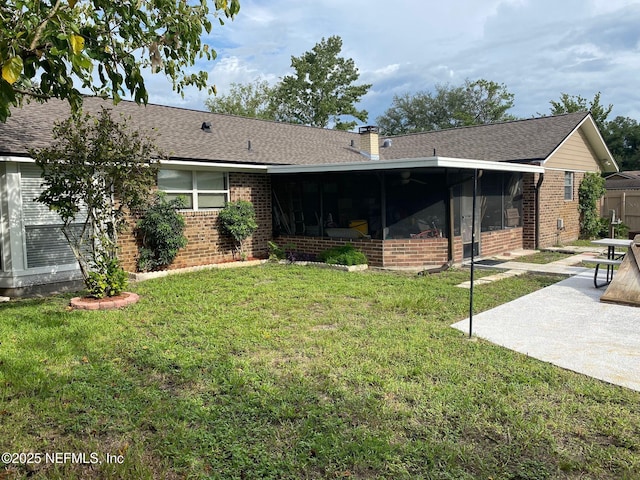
[603,191,640,233]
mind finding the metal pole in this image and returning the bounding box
[469,168,478,338]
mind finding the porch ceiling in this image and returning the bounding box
[267,156,545,175]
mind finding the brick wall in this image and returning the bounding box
[382,238,449,267]
[539,170,583,247]
[118,172,271,272]
[479,227,524,257]
[275,235,384,266]
[277,228,523,268]
[522,173,538,249]
[522,171,584,249]
[276,235,452,268]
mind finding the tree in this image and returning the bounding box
[603,116,640,171]
[33,107,160,297]
[0,0,240,122]
[376,79,515,135]
[205,79,277,120]
[270,36,371,131]
[218,200,258,260]
[549,92,612,130]
[457,79,516,126]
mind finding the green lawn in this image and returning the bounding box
[510,251,573,264]
[1,265,639,479]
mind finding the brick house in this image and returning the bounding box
[0,98,616,295]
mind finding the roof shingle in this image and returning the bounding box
[0,97,589,166]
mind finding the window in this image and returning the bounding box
[158,169,228,210]
[20,163,81,268]
[564,172,574,201]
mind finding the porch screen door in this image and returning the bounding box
[461,179,481,259]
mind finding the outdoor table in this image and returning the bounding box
[588,238,634,287]
[591,238,633,259]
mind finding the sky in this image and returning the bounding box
[143,0,640,125]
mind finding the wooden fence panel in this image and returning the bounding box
[604,191,640,232]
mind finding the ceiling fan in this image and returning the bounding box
[398,171,427,185]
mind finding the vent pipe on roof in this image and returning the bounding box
[201,122,212,132]
[248,140,252,151]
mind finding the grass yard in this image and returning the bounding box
[1,264,639,479]
[510,251,573,264]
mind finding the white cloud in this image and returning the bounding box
[143,0,640,122]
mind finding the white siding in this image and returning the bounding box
[19,164,79,268]
[545,129,600,172]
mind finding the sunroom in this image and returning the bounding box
[269,157,543,268]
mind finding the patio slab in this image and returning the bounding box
[452,271,640,392]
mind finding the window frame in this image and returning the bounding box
[564,171,574,201]
[158,168,229,211]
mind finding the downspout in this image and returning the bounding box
[535,173,544,250]
[447,183,455,263]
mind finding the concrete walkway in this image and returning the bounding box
[452,270,640,392]
[456,249,600,288]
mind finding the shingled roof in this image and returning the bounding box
[0,97,362,166]
[605,171,640,190]
[0,96,595,167]
[378,111,591,163]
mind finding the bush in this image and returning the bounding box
[136,193,188,272]
[317,244,367,266]
[218,200,258,260]
[268,241,287,261]
[268,241,316,262]
[596,217,630,239]
[578,172,606,238]
[86,258,128,298]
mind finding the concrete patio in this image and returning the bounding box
[452,269,640,392]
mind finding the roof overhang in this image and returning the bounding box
[160,159,268,172]
[0,155,36,163]
[0,156,270,173]
[267,156,544,175]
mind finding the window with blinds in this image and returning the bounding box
[20,164,81,269]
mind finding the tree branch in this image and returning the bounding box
[12,87,51,100]
[29,0,63,52]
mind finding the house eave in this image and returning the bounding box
[0,155,270,173]
[159,159,269,172]
[0,155,37,163]
[267,156,545,175]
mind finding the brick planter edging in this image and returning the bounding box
[70,292,140,310]
[276,260,368,272]
[129,259,268,282]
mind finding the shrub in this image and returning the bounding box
[136,193,188,272]
[268,241,315,262]
[317,244,367,266]
[596,217,630,239]
[86,258,128,299]
[578,172,606,239]
[218,200,258,260]
[268,241,287,261]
